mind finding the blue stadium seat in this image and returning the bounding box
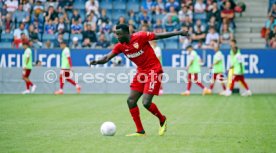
[100,1,112,10]
[127,2,140,12]
[1,33,13,42]
[113,2,126,10]
[165,36,179,49]
[42,34,55,42]
[157,40,165,49]
[70,34,83,43]
[112,10,126,22]
[73,2,85,10]
[63,33,70,41]
[79,9,86,21]
[0,42,12,48]
[193,13,207,21]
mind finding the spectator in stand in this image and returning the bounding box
[82,38,93,48]
[71,20,83,34]
[221,1,235,28]
[269,25,276,41]
[205,26,219,47]
[1,4,8,20]
[71,9,82,23]
[181,15,193,33]
[141,24,149,32]
[59,0,73,12]
[165,0,180,12]
[33,0,44,17]
[57,17,68,34]
[194,0,206,14]
[85,0,99,16]
[164,15,177,32]
[179,26,192,49]
[5,0,18,13]
[142,0,156,13]
[207,16,220,32]
[139,10,151,26]
[44,20,56,34]
[43,40,53,48]
[164,6,179,24]
[2,13,14,33]
[265,16,276,45]
[84,12,98,29]
[98,9,110,26]
[71,37,81,49]
[45,0,58,10]
[178,5,193,22]
[193,40,205,49]
[12,4,30,23]
[117,16,127,25]
[156,0,165,13]
[220,24,233,49]
[153,19,164,33]
[28,24,42,48]
[207,2,220,22]
[192,25,206,43]
[128,10,138,25]
[181,0,193,6]
[269,3,276,18]
[270,35,276,48]
[45,5,58,22]
[82,24,97,45]
[95,34,110,49]
[13,22,29,48]
[54,33,64,48]
[128,22,137,34]
[22,0,31,13]
[194,19,206,33]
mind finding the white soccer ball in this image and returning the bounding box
[100,121,116,136]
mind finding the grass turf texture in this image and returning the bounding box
[0,94,275,153]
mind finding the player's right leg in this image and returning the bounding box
[55,70,65,95]
[126,90,145,137]
[181,73,192,96]
[22,69,35,94]
[64,70,81,93]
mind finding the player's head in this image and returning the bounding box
[186,45,193,52]
[230,39,237,48]
[60,41,67,49]
[115,24,130,43]
[22,41,30,49]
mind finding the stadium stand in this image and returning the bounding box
[0,0,249,49]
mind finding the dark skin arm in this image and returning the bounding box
[154,30,189,40]
[90,52,117,65]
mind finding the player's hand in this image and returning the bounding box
[90,60,97,66]
[180,29,189,36]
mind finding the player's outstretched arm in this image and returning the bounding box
[154,30,189,40]
[90,52,117,65]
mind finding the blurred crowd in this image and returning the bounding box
[265,2,276,48]
[0,0,239,49]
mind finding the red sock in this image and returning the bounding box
[129,106,144,133]
[222,83,226,90]
[209,83,215,90]
[66,79,77,86]
[187,81,192,91]
[59,75,64,89]
[147,103,165,123]
[196,82,205,89]
[25,81,30,90]
[28,81,33,87]
[240,79,249,90]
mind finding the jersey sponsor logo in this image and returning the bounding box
[133,43,139,49]
[126,50,144,58]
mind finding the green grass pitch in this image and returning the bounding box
[0,94,275,153]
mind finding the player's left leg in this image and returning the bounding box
[239,75,252,96]
[64,70,81,93]
[22,69,36,94]
[193,73,211,95]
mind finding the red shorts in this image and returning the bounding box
[212,73,225,82]
[22,69,31,78]
[60,69,72,77]
[130,70,162,95]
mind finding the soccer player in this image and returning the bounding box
[181,45,211,96]
[90,24,189,136]
[22,41,36,94]
[54,41,81,95]
[224,45,252,96]
[209,43,226,94]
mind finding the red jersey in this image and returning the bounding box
[112,31,163,73]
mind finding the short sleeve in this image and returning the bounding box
[139,31,156,42]
[112,43,122,54]
[25,49,31,57]
[236,54,243,63]
[64,48,70,57]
